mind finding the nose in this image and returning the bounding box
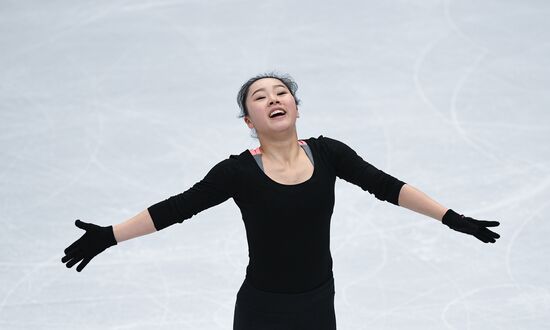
[268,94,280,105]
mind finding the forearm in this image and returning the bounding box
[397,184,449,221]
[113,209,157,243]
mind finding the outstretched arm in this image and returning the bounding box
[62,209,158,272]
[317,135,499,242]
[396,183,500,243]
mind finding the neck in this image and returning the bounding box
[258,134,301,168]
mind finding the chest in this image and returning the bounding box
[262,149,314,185]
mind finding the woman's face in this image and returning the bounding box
[244,78,299,135]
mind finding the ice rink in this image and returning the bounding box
[1,0,549,329]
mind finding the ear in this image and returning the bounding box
[244,117,254,129]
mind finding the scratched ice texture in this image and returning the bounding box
[1,0,549,329]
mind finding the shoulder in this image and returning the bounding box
[308,135,363,168]
[220,153,245,170]
[306,134,343,144]
[206,152,244,178]
[307,134,351,152]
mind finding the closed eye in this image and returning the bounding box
[255,92,287,101]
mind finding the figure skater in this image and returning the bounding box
[61,72,501,330]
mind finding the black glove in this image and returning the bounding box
[442,209,500,243]
[61,219,118,272]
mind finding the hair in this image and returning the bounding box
[236,71,301,139]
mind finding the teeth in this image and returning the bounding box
[269,110,286,117]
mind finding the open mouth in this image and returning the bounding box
[269,109,287,119]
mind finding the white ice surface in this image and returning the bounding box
[1,0,549,329]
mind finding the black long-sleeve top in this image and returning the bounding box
[147,135,406,293]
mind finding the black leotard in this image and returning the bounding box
[147,135,406,293]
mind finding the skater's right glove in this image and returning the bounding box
[442,209,501,243]
[61,219,118,272]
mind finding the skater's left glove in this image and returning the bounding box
[442,209,500,243]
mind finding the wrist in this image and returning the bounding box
[442,209,464,226]
[105,225,118,246]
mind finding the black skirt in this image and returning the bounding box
[233,276,337,330]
